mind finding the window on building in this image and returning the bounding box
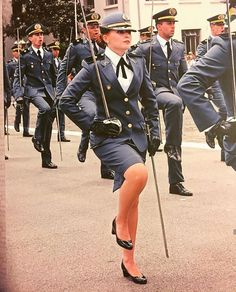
[106,0,118,5]
[181,29,200,55]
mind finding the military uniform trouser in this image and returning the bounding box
[15,98,30,133]
[156,90,184,184]
[57,109,66,139]
[30,93,56,163]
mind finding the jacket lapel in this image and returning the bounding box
[126,56,138,95]
[99,56,125,95]
[152,38,166,59]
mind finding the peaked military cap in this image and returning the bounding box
[153,8,178,23]
[100,12,136,32]
[138,26,154,34]
[207,14,226,24]
[25,23,45,36]
[48,41,60,50]
[11,44,20,52]
[78,12,101,24]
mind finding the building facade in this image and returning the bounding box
[3,0,227,59]
[93,0,226,54]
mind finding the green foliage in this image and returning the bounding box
[4,0,91,55]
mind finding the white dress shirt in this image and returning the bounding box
[105,46,133,93]
[32,45,44,59]
[156,34,172,59]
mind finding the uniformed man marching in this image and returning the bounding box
[56,12,114,179]
[7,44,32,137]
[13,23,57,169]
[48,41,70,143]
[138,26,153,43]
[134,8,193,196]
[178,26,236,171]
[196,14,228,161]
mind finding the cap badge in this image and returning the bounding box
[169,8,177,16]
[91,13,100,20]
[122,14,130,21]
[34,23,41,30]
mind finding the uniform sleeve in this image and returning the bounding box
[139,58,160,138]
[178,44,188,78]
[195,41,207,61]
[177,41,229,131]
[56,44,78,98]
[12,55,25,99]
[59,62,93,130]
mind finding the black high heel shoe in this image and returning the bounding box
[121,261,147,285]
[111,218,133,250]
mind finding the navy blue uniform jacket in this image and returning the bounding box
[59,53,160,153]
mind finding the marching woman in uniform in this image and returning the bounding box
[60,12,160,284]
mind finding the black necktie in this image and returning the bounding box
[116,57,133,79]
[92,40,98,54]
[166,41,172,59]
[37,49,42,61]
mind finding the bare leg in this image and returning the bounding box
[116,163,148,276]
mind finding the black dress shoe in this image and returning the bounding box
[111,218,133,250]
[5,155,9,160]
[23,132,33,137]
[42,162,58,169]
[59,137,71,142]
[32,137,44,153]
[205,131,216,148]
[121,261,147,285]
[77,151,86,163]
[14,121,20,132]
[101,169,115,180]
[169,183,193,196]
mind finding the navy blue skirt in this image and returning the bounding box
[93,139,146,192]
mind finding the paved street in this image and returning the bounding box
[4,107,236,292]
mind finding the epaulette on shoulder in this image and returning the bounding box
[128,51,143,58]
[129,43,138,51]
[172,39,184,44]
[72,38,83,45]
[140,39,151,45]
[84,53,105,64]
[7,58,13,63]
[200,39,207,44]
[21,48,29,55]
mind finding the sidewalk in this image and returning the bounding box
[5,126,236,292]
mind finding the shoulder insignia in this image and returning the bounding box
[21,48,30,55]
[200,39,207,44]
[127,51,143,58]
[172,39,184,44]
[129,43,138,51]
[84,53,105,64]
[72,38,83,45]
[140,39,151,44]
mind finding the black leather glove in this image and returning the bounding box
[148,136,161,156]
[91,117,122,137]
[205,119,236,148]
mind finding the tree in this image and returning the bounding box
[4,0,91,55]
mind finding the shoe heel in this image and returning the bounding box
[111,218,116,235]
[121,261,129,277]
